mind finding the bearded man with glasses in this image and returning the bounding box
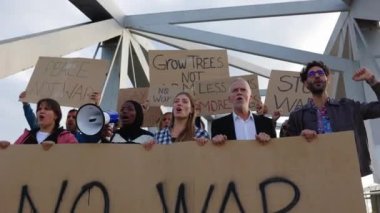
[287,60,380,177]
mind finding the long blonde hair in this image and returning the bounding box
[170,92,196,142]
[158,112,172,130]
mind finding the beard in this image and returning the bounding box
[306,81,326,96]
[66,123,77,133]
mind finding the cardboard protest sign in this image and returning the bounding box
[195,75,261,116]
[149,75,260,116]
[148,84,182,106]
[23,57,110,108]
[265,70,338,115]
[118,87,162,127]
[0,132,365,212]
[148,50,229,106]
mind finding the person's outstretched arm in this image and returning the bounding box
[19,91,38,129]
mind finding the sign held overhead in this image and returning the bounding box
[23,57,110,108]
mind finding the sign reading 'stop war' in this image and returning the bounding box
[23,57,110,107]
[265,70,311,115]
[0,132,365,212]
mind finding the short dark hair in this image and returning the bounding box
[68,109,78,114]
[300,61,330,82]
[36,98,62,130]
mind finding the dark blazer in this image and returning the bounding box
[211,113,276,139]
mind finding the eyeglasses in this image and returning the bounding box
[307,69,325,78]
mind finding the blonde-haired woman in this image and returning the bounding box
[158,112,172,130]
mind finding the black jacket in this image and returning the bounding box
[288,83,380,176]
[211,113,276,139]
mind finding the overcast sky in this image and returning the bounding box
[0,0,338,141]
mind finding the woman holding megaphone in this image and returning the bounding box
[0,98,78,150]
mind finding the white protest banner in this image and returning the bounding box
[0,132,365,212]
[23,57,110,108]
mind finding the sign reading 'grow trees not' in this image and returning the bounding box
[148,50,261,115]
[0,132,365,212]
[149,49,228,78]
[24,57,110,108]
[148,50,229,103]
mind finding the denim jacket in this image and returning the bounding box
[288,83,380,176]
[23,103,38,130]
